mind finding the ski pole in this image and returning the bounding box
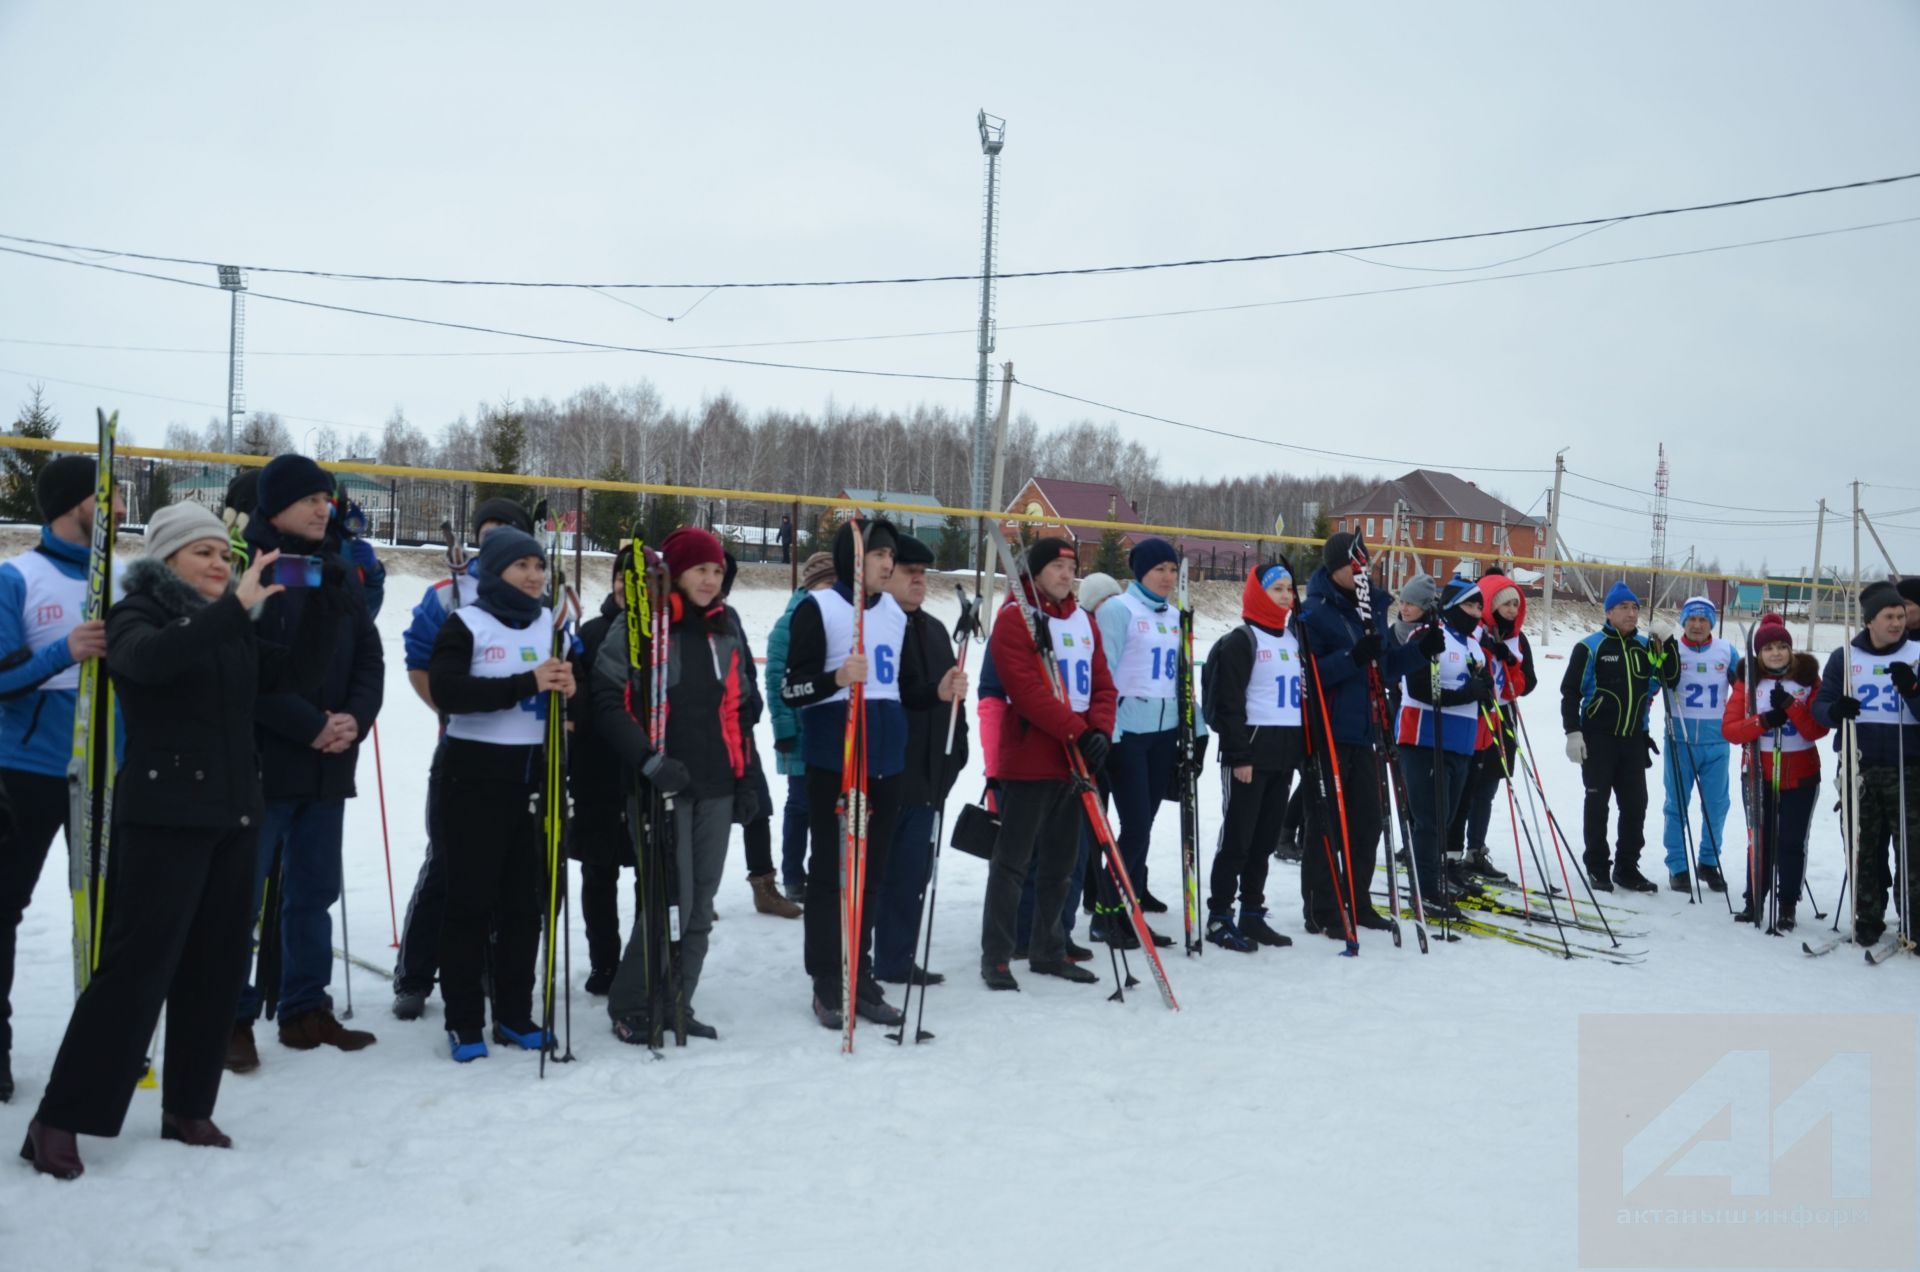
[338,884,355,1021]
[1658,688,1701,905]
[371,721,399,947]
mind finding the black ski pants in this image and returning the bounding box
[437,777,545,1035]
[36,823,253,1136]
[1743,778,1817,917]
[0,769,68,1056]
[392,754,448,997]
[982,779,1084,967]
[1580,731,1650,874]
[802,765,900,1002]
[1210,766,1292,913]
[1300,742,1382,924]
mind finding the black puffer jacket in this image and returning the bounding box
[107,557,334,830]
[243,517,385,800]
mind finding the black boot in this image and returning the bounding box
[1697,865,1727,893]
[583,967,615,996]
[1669,871,1691,894]
[1588,868,1616,893]
[981,962,1020,991]
[1466,851,1510,882]
[0,1052,11,1104]
[1241,908,1293,948]
[1030,958,1099,983]
[1613,865,1659,894]
[1137,889,1170,914]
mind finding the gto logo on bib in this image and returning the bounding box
[34,604,63,624]
[483,646,507,663]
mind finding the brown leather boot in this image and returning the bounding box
[278,1007,377,1052]
[225,1023,260,1074]
[19,1120,83,1180]
[162,1113,233,1148]
[749,872,802,919]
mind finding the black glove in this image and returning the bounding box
[1032,612,1054,655]
[1831,695,1862,721]
[1890,662,1918,699]
[1075,729,1111,772]
[1643,733,1659,768]
[1350,633,1381,668]
[1768,685,1794,714]
[1417,626,1446,658]
[733,785,761,824]
[320,557,349,590]
[1759,707,1789,729]
[1481,635,1516,666]
[1467,672,1497,705]
[773,735,796,755]
[1192,734,1209,772]
[642,753,691,796]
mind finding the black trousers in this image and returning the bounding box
[392,762,449,996]
[1,769,68,1056]
[1744,778,1817,914]
[1300,742,1382,922]
[438,777,546,1034]
[802,765,900,1000]
[742,762,774,877]
[578,827,640,976]
[982,779,1084,966]
[1580,732,1650,873]
[36,823,254,1136]
[1210,766,1292,913]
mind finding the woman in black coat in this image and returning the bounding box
[21,502,332,1180]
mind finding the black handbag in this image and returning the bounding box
[949,800,1000,861]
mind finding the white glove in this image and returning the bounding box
[1565,733,1588,765]
[1648,617,1677,644]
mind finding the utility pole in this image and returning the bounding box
[1859,507,1901,578]
[1541,450,1565,644]
[1806,498,1825,648]
[218,265,247,455]
[1852,480,1862,631]
[969,111,1007,576]
[979,362,1014,631]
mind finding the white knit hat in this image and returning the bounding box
[1078,572,1123,612]
[144,502,230,564]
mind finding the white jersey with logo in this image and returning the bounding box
[1673,637,1737,722]
[1245,624,1303,728]
[1753,674,1815,753]
[1848,638,1920,727]
[1109,589,1180,699]
[10,549,89,692]
[1047,603,1097,713]
[810,587,906,705]
[444,604,552,746]
[1397,625,1486,733]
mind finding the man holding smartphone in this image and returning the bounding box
[227,454,385,1071]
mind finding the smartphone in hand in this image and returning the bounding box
[270,555,324,588]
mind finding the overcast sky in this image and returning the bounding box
[2,2,1916,574]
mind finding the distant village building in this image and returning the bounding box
[1331,468,1543,583]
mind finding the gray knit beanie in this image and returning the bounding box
[145,502,231,564]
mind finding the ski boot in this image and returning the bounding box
[1241,908,1293,948]
[1697,865,1727,893]
[447,1030,489,1063]
[1205,911,1255,952]
[1613,865,1660,894]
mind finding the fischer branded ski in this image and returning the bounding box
[839,519,870,1052]
[67,409,117,995]
[1175,557,1202,956]
[621,534,686,1051]
[992,532,1177,1009]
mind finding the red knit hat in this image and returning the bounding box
[661,526,725,579]
[1753,611,1792,651]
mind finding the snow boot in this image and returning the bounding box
[1352,907,1396,932]
[981,962,1020,991]
[1465,851,1510,882]
[224,1023,260,1074]
[161,1113,232,1149]
[1064,937,1094,962]
[447,1029,489,1063]
[610,1013,653,1045]
[1241,908,1293,948]
[279,1007,376,1052]
[681,1012,719,1040]
[583,966,615,996]
[854,977,903,1025]
[1776,906,1797,933]
[391,988,427,1021]
[1138,889,1170,914]
[1588,868,1616,893]
[1669,871,1692,894]
[749,872,802,919]
[1030,958,1099,983]
[1697,865,1727,893]
[490,1021,552,1051]
[1613,865,1659,894]
[1273,835,1303,863]
[19,1120,82,1180]
[1205,912,1255,953]
[877,964,945,987]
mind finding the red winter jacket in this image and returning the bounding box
[989,582,1117,782]
[1721,653,1828,789]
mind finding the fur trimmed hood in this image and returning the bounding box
[121,554,229,619]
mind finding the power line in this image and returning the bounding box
[12,213,1918,364]
[3,170,1914,291]
[0,366,358,429]
[1566,467,1801,515]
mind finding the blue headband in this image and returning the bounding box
[1260,565,1292,589]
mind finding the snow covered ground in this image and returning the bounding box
[3,564,1910,1270]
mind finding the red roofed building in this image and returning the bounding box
[1001,476,1258,578]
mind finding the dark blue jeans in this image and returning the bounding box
[237,799,346,1022]
[780,774,809,890]
[1398,747,1469,900]
[871,803,938,979]
[1111,728,1177,894]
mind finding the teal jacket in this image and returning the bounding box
[764,589,808,777]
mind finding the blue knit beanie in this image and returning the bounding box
[1442,576,1480,611]
[1129,537,1178,580]
[1603,581,1639,611]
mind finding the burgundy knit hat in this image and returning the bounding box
[1753,611,1792,651]
[661,527,725,579]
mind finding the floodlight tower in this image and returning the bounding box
[970,110,1006,565]
[1650,444,1670,606]
[218,265,248,453]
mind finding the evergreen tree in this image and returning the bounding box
[475,403,529,504]
[1094,526,1127,578]
[584,462,641,550]
[144,465,175,522]
[936,513,970,570]
[2,385,60,523]
[1311,509,1332,540]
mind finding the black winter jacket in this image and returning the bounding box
[898,606,969,807]
[1202,621,1305,772]
[243,518,385,801]
[108,557,333,830]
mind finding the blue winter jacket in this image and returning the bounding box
[0,530,88,777]
[1296,566,1407,748]
[402,562,480,673]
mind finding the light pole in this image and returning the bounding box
[970,110,1006,575]
[218,265,247,454]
